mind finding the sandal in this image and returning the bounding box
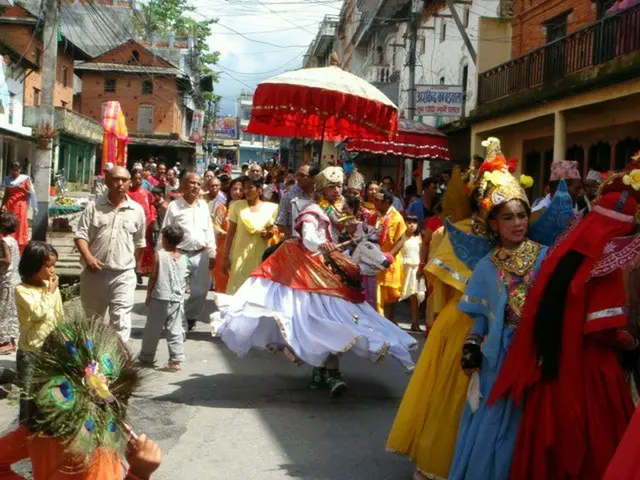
[0,343,15,355]
[167,362,182,372]
[410,324,423,333]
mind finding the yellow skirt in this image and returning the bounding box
[386,292,473,478]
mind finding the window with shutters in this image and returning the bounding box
[137,105,154,133]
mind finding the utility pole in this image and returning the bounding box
[407,0,423,121]
[32,0,59,241]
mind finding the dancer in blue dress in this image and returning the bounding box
[447,137,548,480]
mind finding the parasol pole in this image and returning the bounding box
[317,119,326,167]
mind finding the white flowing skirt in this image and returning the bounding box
[212,277,417,370]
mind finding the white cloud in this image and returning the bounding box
[190,0,341,114]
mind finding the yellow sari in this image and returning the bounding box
[386,218,473,479]
[226,200,279,295]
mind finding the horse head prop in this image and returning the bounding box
[350,239,393,276]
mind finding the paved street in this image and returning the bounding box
[0,286,423,480]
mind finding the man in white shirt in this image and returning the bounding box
[162,172,216,331]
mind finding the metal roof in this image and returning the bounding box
[74,62,186,76]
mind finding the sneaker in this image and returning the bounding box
[326,373,347,399]
[309,367,327,390]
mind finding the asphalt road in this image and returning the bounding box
[0,287,424,480]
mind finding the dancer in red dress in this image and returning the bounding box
[1,161,36,253]
[129,165,156,277]
[489,165,640,480]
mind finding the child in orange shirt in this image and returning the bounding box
[0,317,162,479]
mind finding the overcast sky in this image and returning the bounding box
[191,0,341,115]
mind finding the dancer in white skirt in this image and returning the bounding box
[213,167,418,398]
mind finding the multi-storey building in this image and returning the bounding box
[236,92,279,166]
[75,36,201,166]
[468,0,640,198]
[303,15,339,68]
[0,1,102,184]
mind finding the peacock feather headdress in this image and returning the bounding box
[28,314,141,462]
[475,137,533,214]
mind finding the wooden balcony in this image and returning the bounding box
[478,4,640,106]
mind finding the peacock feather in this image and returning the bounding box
[28,313,141,462]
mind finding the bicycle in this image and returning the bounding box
[54,169,68,197]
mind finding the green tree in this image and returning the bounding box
[137,0,220,74]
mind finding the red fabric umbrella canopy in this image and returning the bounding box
[246,65,398,142]
[346,119,450,161]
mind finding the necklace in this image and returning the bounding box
[490,239,541,276]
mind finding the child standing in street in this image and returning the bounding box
[0,211,20,354]
[399,215,424,332]
[139,225,189,371]
[15,240,63,423]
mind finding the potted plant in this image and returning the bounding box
[33,121,58,149]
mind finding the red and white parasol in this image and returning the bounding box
[246,57,398,142]
[346,119,450,161]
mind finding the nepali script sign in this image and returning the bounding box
[415,85,464,118]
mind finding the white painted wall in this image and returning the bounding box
[397,0,501,124]
[0,56,33,137]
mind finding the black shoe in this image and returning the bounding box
[187,319,196,331]
[136,273,143,285]
[326,371,347,399]
[309,367,327,390]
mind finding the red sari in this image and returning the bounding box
[3,176,31,252]
[128,186,156,274]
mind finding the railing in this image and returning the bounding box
[367,64,393,83]
[23,106,103,143]
[478,3,640,105]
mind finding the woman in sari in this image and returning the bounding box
[223,177,278,295]
[361,181,379,226]
[211,177,244,293]
[128,165,156,280]
[1,161,36,253]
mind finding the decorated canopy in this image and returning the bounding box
[246,60,398,142]
[346,119,450,161]
[101,101,129,171]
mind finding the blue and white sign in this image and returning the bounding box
[415,85,464,118]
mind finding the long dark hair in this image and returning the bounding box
[227,176,245,207]
[533,250,585,380]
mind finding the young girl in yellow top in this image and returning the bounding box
[15,240,64,424]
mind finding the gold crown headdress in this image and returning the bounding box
[475,137,533,213]
[347,170,365,191]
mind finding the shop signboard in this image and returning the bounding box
[212,116,238,140]
[415,85,464,118]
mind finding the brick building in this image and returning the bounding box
[0,2,102,183]
[75,38,199,167]
[468,0,640,198]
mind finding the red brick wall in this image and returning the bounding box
[92,41,173,67]
[0,15,75,109]
[79,72,183,134]
[511,0,597,57]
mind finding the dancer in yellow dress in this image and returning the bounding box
[386,168,482,479]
